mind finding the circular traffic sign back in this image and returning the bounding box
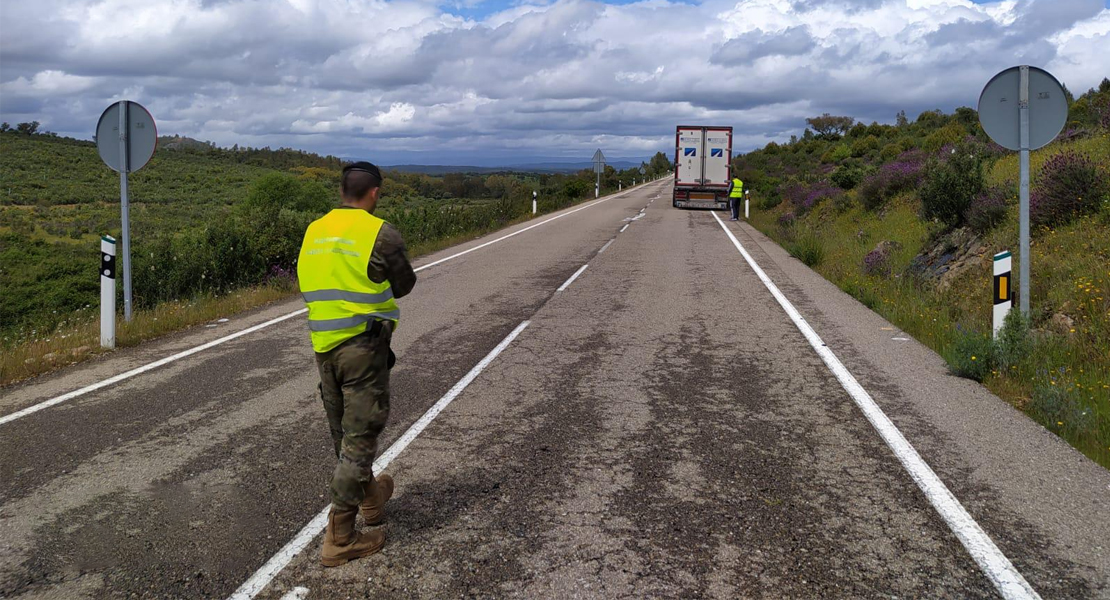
[96,101,157,173]
[978,66,1067,151]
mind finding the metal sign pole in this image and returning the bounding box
[1018,66,1031,316]
[118,101,133,321]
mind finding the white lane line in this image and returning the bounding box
[619,224,630,233]
[3,187,640,426]
[556,265,589,292]
[710,212,1039,600]
[228,320,531,600]
[597,239,615,254]
[0,309,307,426]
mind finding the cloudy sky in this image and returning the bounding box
[1,0,1107,165]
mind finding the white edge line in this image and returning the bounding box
[556,264,589,292]
[597,239,615,254]
[710,211,1039,600]
[619,224,629,233]
[0,309,308,427]
[3,185,640,426]
[227,319,531,600]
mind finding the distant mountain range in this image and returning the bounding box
[380,161,643,175]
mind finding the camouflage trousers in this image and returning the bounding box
[314,321,393,511]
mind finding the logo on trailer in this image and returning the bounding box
[684,148,696,157]
[711,149,723,158]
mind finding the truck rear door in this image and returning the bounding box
[675,127,704,187]
[702,128,732,188]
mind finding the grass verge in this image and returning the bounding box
[748,164,1110,469]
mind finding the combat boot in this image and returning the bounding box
[360,473,394,525]
[320,506,384,567]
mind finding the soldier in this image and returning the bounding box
[297,161,417,567]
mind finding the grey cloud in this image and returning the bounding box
[711,26,816,66]
[1,0,1106,160]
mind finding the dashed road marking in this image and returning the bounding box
[598,239,615,254]
[619,224,630,233]
[228,320,532,600]
[556,265,589,292]
[711,211,1039,600]
[279,587,309,600]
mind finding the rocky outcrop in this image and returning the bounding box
[907,227,988,291]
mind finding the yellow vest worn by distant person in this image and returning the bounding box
[730,178,744,198]
[297,209,400,353]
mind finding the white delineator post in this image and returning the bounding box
[101,235,117,348]
[993,251,1013,338]
[745,190,750,219]
[532,191,537,215]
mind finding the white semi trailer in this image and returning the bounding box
[673,125,733,210]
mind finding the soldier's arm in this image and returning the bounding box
[368,223,417,298]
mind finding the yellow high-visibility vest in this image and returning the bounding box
[297,209,399,353]
[729,178,744,198]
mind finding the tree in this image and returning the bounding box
[0,122,9,133]
[895,110,908,128]
[646,151,672,177]
[805,113,854,140]
[16,121,39,135]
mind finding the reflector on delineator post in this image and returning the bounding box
[993,251,1012,338]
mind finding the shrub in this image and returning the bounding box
[920,142,984,227]
[788,234,825,266]
[1029,151,1109,228]
[821,144,851,164]
[946,327,996,382]
[878,143,901,162]
[792,181,841,214]
[831,164,871,190]
[861,240,901,277]
[996,310,1031,370]
[833,190,856,214]
[924,123,966,153]
[1028,384,1096,440]
[966,187,1009,234]
[850,135,880,158]
[757,193,782,209]
[240,172,331,215]
[858,151,926,211]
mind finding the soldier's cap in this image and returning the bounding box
[343,161,382,183]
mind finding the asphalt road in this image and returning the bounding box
[1,179,1108,599]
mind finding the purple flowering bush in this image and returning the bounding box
[1030,151,1109,228]
[858,150,926,210]
[862,248,889,276]
[791,181,842,214]
[861,241,901,277]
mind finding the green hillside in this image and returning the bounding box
[734,79,1110,467]
[0,131,671,366]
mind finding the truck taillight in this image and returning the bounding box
[674,190,688,199]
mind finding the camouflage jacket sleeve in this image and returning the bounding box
[368,223,417,298]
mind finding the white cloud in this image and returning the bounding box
[0,0,1106,162]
